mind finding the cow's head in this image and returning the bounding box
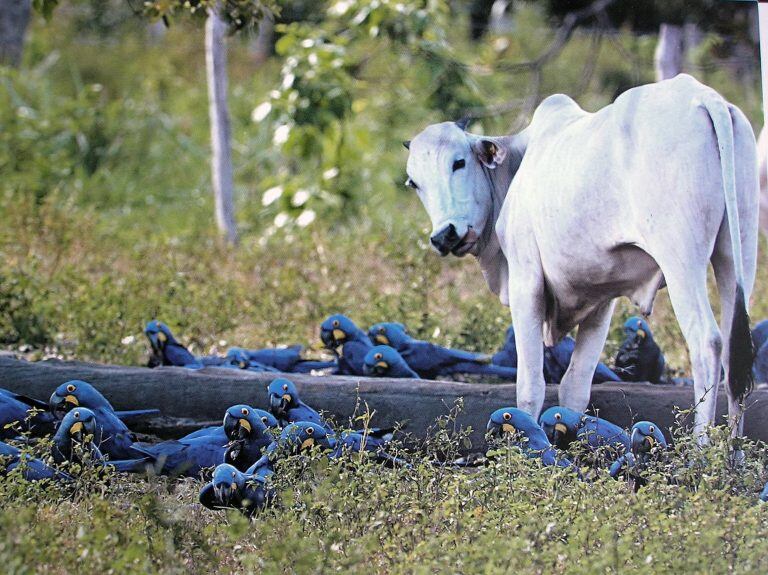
[404,120,508,257]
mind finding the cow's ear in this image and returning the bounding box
[472,138,506,169]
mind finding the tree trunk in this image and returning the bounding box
[0,0,31,67]
[206,6,238,245]
[248,14,274,65]
[654,23,683,82]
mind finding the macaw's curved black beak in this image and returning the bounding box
[551,422,569,449]
[214,482,236,504]
[49,392,75,419]
[269,394,290,418]
[226,441,243,463]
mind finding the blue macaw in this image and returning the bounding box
[222,405,273,472]
[760,481,768,503]
[246,421,333,480]
[51,408,153,473]
[486,407,574,469]
[266,378,393,447]
[144,320,203,368]
[614,316,666,383]
[752,320,768,352]
[136,431,226,478]
[363,345,420,378]
[368,322,517,380]
[219,348,280,372]
[0,388,57,439]
[491,325,518,368]
[49,381,149,460]
[491,325,619,383]
[199,463,275,517]
[330,431,409,467]
[234,345,337,374]
[320,314,372,376]
[609,421,668,487]
[0,440,73,482]
[267,378,329,430]
[538,406,629,457]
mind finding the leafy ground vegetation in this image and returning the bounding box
[2,2,768,573]
[3,411,768,574]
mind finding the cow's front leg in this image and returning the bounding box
[559,300,616,413]
[508,280,546,418]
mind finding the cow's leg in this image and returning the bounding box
[662,266,723,442]
[559,300,616,413]
[508,280,546,418]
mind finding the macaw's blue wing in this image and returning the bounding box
[107,457,155,474]
[330,432,409,467]
[760,481,768,502]
[0,441,72,482]
[139,434,226,478]
[245,346,303,372]
[180,425,227,443]
[114,409,161,422]
[397,341,488,379]
[445,362,517,380]
[753,320,768,352]
[592,363,621,383]
[196,355,227,367]
[287,404,331,431]
[0,391,57,439]
[88,409,147,461]
[336,341,372,376]
[492,325,518,368]
[578,416,630,453]
[754,340,768,383]
[162,342,199,368]
[543,337,574,383]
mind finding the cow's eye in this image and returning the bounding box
[405,177,418,190]
[452,159,465,172]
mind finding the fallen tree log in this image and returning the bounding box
[1,356,766,448]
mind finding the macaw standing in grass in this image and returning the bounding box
[363,345,420,379]
[368,322,517,380]
[222,404,274,472]
[0,440,73,482]
[199,463,275,517]
[0,388,57,439]
[492,325,618,383]
[144,320,202,368]
[538,406,629,460]
[486,407,575,469]
[614,316,666,383]
[320,314,372,376]
[246,421,334,480]
[52,408,153,473]
[236,345,337,374]
[609,421,668,490]
[49,380,150,461]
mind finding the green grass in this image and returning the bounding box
[2,5,768,572]
[2,416,768,574]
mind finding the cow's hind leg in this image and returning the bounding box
[662,266,723,442]
[559,300,616,413]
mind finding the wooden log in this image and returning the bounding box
[1,356,767,448]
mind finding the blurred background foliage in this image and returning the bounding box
[0,0,765,372]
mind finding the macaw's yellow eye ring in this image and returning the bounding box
[261,417,268,425]
[66,384,76,393]
[332,320,340,327]
[306,427,314,436]
[502,412,512,421]
[648,425,655,434]
[282,384,289,391]
[374,353,383,360]
[378,327,386,334]
[241,408,249,416]
[232,471,237,478]
[73,411,80,419]
[554,413,562,421]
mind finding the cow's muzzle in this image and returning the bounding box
[430,224,462,256]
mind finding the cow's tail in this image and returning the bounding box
[700,94,754,402]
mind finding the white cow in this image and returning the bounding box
[405,75,758,439]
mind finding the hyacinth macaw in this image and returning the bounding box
[362,345,420,379]
[320,314,372,376]
[199,463,275,517]
[538,406,629,457]
[368,322,517,380]
[486,407,574,469]
[614,316,666,383]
